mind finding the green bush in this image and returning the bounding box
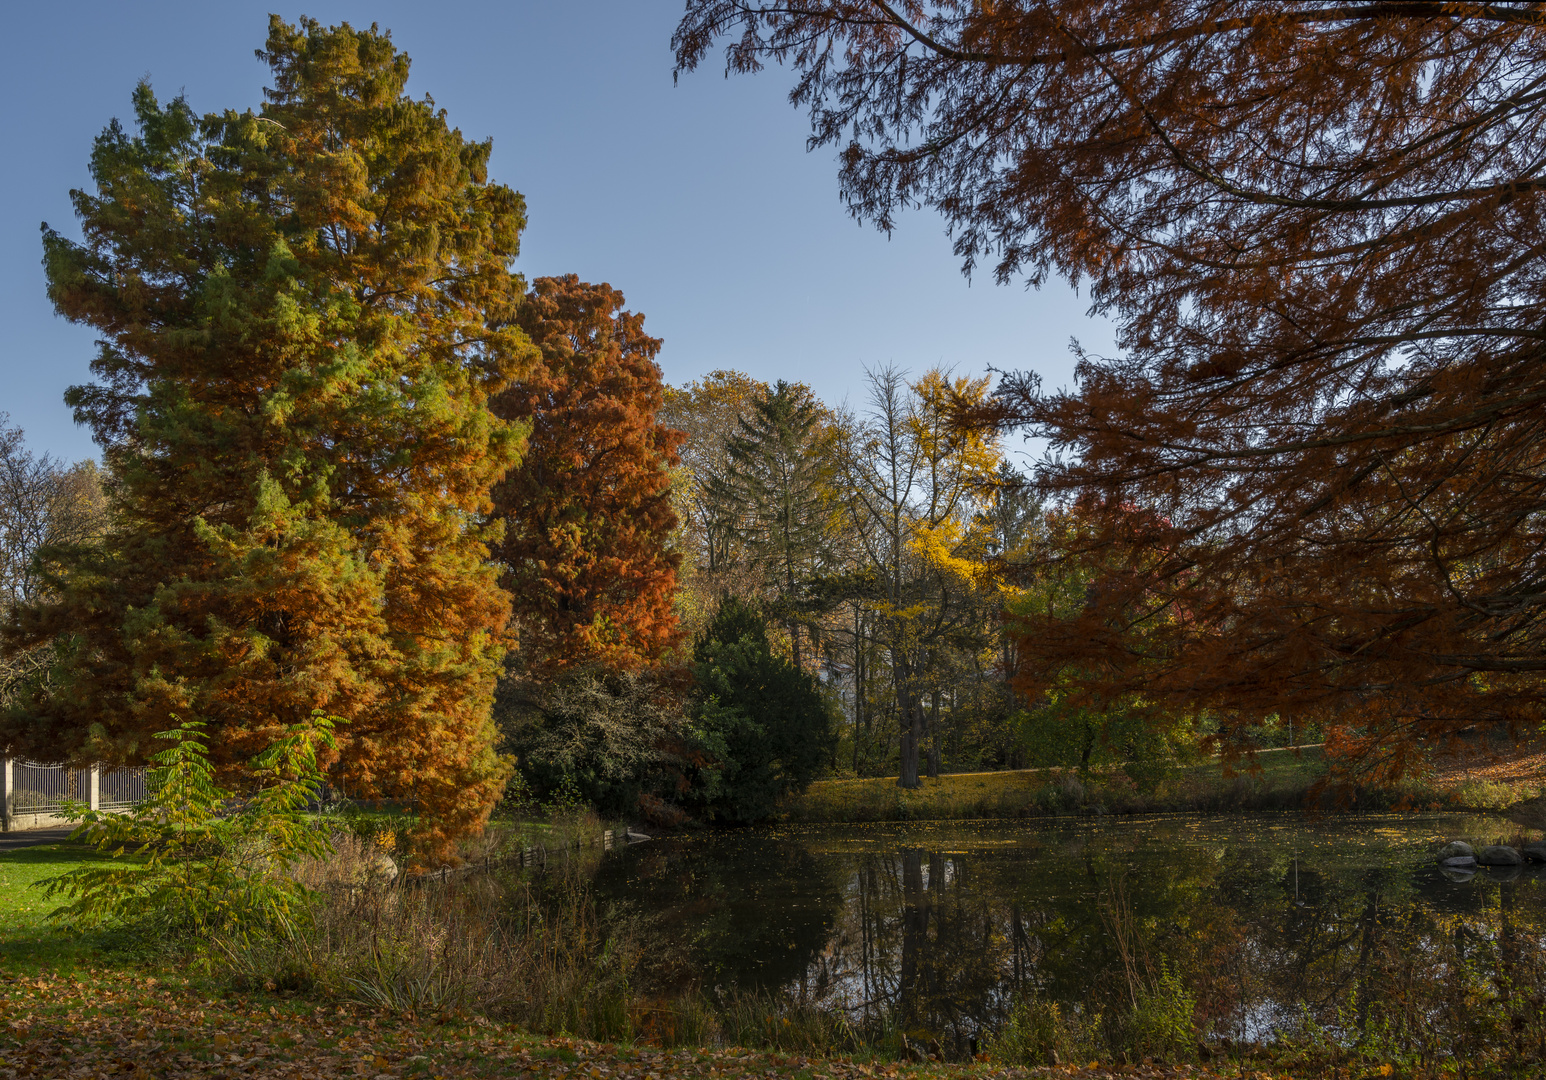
[684,598,836,822]
[498,664,686,817]
[993,992,1100,1065]
[1125,964,1197,1062]
[41,712,338,936]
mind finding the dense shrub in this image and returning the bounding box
[497,665,689,818]
[683,598,836,822]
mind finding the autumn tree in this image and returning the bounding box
[491,275,684,675]
[838,367,998,787]
[2,17,535,847]
[675,2,1546,775]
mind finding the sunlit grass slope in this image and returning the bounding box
[784,744,1544,823]
[785,747,1330,823]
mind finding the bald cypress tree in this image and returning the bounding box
[492,275,684,675]
[3,17,536,849]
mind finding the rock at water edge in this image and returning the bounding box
[1436,840,1474,862]
[1475,845,1521,866]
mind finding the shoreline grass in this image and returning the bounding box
[783,745,1545,823]
[0,967,1263,1080]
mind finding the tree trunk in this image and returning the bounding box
[899,718,919,788]
[897,668,926,790]
[896,648,921,787]
[926,689,942,778]
[852,607,865,775]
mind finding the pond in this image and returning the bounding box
[588,814,1546,1057]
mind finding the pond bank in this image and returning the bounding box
[783,744,1545,823]
[5,818,1541,1079]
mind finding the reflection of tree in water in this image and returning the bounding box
[815,837,1226,1050]
[591,836,846,994]
[593,825,1546,1059]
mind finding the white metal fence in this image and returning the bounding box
[0,757,148,830]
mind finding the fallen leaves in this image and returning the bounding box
[0,970,1369,1080]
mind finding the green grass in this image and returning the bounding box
[0,840,149,971]
[785,746,1343,822]
[786,743,1546,823]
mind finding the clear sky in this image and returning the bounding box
[1,2,1114,465]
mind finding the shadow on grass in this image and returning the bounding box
[0,843,113,867]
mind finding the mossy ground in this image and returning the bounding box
[784,747,1328,823]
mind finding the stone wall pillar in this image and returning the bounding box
[1,757,11,832]
[88,764,100,812]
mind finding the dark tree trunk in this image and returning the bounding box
[900,849,928,1026]
[926,689,942,778]
[898,690,925,789]
[897,652,924,788]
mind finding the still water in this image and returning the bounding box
[589,814,1546,1049]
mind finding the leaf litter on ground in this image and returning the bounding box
[0,970,1375,1080]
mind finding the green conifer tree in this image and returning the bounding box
[2,17,536,850]
[702,381,831,668]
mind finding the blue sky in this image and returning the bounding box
[1,2,1113,464]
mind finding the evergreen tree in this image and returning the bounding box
[703,381,830,668]
[2,17,535,849]
[687,598,834,822]
[491,275,684,674]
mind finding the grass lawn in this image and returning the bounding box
[787,739,1546,824]
[0,840,149,973]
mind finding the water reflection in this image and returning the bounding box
[593,815,1546,1053]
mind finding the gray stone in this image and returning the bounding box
[1522,843,1546,864]
[1475,844,1522,866]
[1442,856,1478,869]
[1441,867,1476,883]
[1437,840,1474,862]
[371,852,399,882]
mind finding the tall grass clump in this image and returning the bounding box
[991,993,1101,1066]
[217,836,639,1037]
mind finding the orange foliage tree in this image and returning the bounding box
[3,17,535,847]
[676,3,1546,776]
[492,275,684,674]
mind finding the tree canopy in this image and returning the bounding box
[687,597,835,821]
[5,17,534,846]
[703,380,833,670]
[675,2,1546,774]
[492,274,684,676]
